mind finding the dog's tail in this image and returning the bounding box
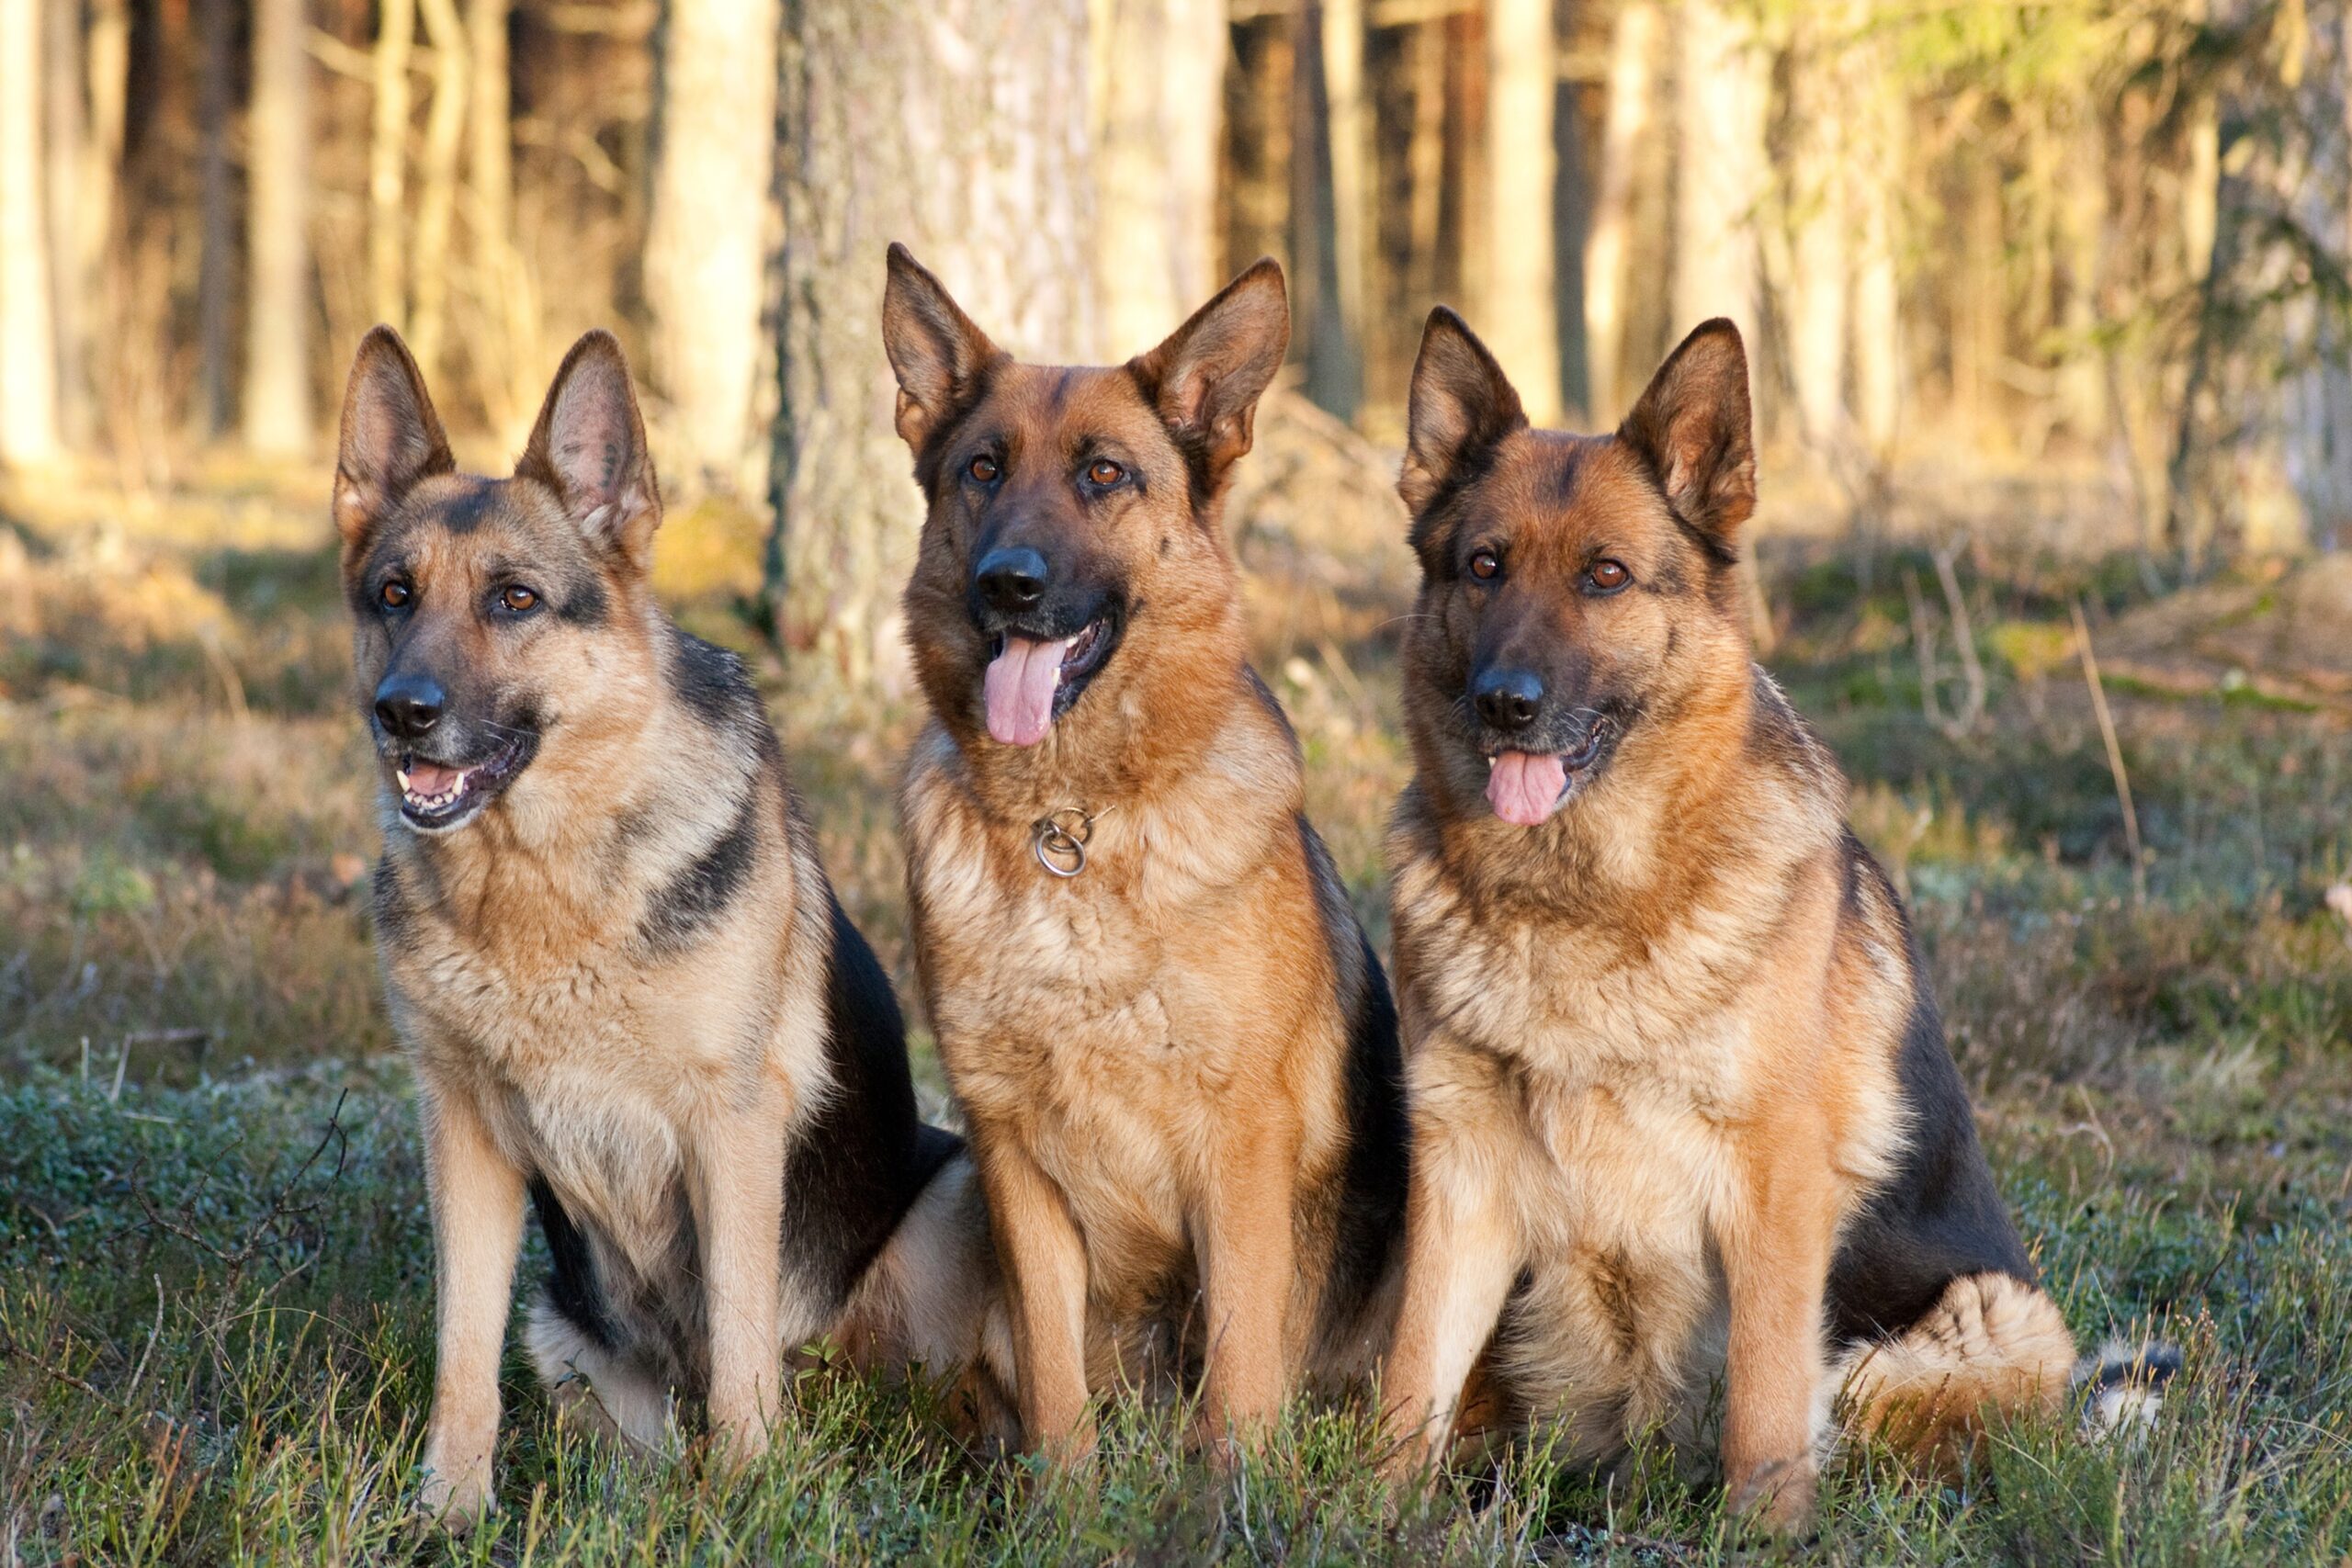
[1838,1271,2084,1474]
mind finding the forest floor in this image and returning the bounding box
[5,441,2351,1564]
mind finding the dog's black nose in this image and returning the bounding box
[975,547,1049,615]
[374,671,446,739]
[1472,668,1544,731]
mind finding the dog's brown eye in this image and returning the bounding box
[500,585,538,613]
[967,454,1000,483]
[1469,549,1502,581]
[1589,559,1630,592]
[379,580,411,609]
[1087,458,1125,487]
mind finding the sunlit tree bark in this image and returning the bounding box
[647,0,779,492]
[1672,0,1765,355]
[1582,0,1656,426]
[0,0,62,466]
[1484,0,1558,423]
[768,0,1097,687]
[1091,0,1223,357]
[244,0,314,456]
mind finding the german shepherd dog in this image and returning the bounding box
[335,328,1003,1526]
[1374,311,2172,1530]
[881,246,1409,1461]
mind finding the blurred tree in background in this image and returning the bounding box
[0,0,2344,671]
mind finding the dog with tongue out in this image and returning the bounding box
[886,243,1410,1467]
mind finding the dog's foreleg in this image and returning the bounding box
[418,1077,528,1529]
[692,1101,786,1474]
[1378,1120,1520,1482]
[1194,1111,1300,1454]
[1717,1114,1838,1539]
[974,1129,1093,1463]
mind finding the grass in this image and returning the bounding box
[4,462,2350,1563]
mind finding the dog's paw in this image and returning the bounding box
[417,1460,494,1532]
[1726,1455,1819,1540]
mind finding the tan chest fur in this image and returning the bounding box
[1390,788,1913,1459]
[901,725,1350,1321]
[381,770,832,1280]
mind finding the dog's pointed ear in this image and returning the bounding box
[1617,319,1755,552]
[516,330,662,570]
[1399,308,1527,517]
[334,326,454,558]
[882,243,1004,457]
[1128,257,1289,496]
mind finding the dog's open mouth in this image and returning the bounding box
[1484,720,1612,828]
[394,735,532,830]
[981,615,1117,747]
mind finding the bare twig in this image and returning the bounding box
[2071,599,2147,908]
[1931,539,1987,732]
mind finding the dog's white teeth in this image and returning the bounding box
[396,769,411,790]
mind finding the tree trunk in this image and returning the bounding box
[647,0,779,492]
[1091,0,1224,356]
[1582,0,1655,425]
[1483,0,1559,423]
[408,0,469,380]
[196,0,235,438]
[1671,0,1765,355]
[42,0,89,447]
[1222,12,1295,286]
[769,0,1096,688]
[1308,0,1366,420]
[243,0,312,457]
[0,0,62,466]
[370,0,416,332]
[1849,32,1902,457]
[464,0,537,443]
[1782,13,1849,451]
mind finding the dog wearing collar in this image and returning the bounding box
[883,246,1409,1461]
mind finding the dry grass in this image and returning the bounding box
[4,449,2351,1562]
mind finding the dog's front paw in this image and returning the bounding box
[417,1456,494,1532]
[1727,1455,1818,1540]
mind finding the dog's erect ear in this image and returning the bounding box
[1617,319,1755,555]
[882,243,1004,457]
[1399,308,1527,517]
[333,327,454,557]
[1128,257,1289,498]
[516,330,662,570]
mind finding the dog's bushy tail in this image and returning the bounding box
[1840,1273,2182,1474]
[1838,1272,2083,1474]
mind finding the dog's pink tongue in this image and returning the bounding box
[405,761,461,796]
[983,636,1073,747]
[1487,750,1567,827]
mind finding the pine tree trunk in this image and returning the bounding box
[1782,14,1849,451]
[408,0,470,380]
[1671,0,1765,353]
[370,0,415,333]
[1849,34,1902,457]
[196,0,235,438]
[647,0,779,492]
[1483,0,1559,423]
[1309,0,1367,420]
[1582,0,1655,425]
[42,0,89,447]
[1091,0,1224,356]
[768,0,1096,688]
[0,0,62,466]
[243,0,313,457]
